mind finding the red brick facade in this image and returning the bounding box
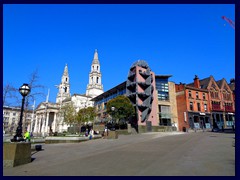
[176,75,235,131]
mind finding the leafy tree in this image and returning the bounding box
[76,107,97,127]
[61,103,77,126]
[106,95,135,124]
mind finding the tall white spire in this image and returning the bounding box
[86,49,104,98]
[92,49,99,64]
[56,64,71,103]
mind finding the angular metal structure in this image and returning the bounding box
[126,60,154,123]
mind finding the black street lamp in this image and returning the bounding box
[11,83,31,142]
[111,106,115,123]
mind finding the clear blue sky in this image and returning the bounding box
[3,4,235,107]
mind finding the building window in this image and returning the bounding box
[189,90,192,98]
[13,113,16,116]
[204,104,207,112]
[97,77,99,83]
[159,105,171,126]
[190,102,193,111]
[196,92,199,99]
[203,93,206,100]
[66,78,68,82]
[155,78,169,101]
[197,103,201,111]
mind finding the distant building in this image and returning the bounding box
[3,106,33,134]
[92,60,179,132]
[175,75,235,132]
[33,49,104,135]
[175,76,211,132]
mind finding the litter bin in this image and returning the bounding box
[35,145,42,151]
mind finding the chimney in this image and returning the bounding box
[194,75,200,88]
[230,78,235,84]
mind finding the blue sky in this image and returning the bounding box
[3,4,235,107]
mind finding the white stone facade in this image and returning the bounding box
[33,50,104,135]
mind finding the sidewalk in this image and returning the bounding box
[3,131,235,176]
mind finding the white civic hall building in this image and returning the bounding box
[33,50,104,136]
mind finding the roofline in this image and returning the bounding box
[155,74,172,78]
[91,81,126,101]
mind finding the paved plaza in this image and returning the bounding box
[3,131,235,176]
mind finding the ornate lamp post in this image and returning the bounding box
[11,83,31,142]
[111,106,115,123]
[111,106,116,130]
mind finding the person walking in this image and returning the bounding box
[24,131,31,142]
[89,128,94,140]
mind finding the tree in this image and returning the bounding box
[25,69,45,109]
[61,103,77,126]
[76,107,97,127]
[23,69,45,131]
[4,69,45,131]
[106,95,135,124]
[3,83,18,106]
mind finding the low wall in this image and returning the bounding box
[138,125,177,133]
[45,135,102,144]
[3,142,31,167]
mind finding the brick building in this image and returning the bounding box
[175,75,211,132]
[175,75,235,132]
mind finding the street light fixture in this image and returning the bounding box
[11,83,31,142]
[111,106,115,122]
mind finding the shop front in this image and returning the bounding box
[188,112,211,130]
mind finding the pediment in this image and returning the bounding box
[36,102,47,110]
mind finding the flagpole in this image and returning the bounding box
[30,100,35,133]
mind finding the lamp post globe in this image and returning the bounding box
[111,106,115,112]
[19,84,31,97]
[110,106,116,130]
[11,83,31,142]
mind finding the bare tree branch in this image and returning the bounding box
[3,83,19,106]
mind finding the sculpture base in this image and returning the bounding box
[3,142,31,167]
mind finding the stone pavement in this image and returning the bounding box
[3,131,235,176]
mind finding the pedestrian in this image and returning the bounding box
[85,129,89,137]
[89,128,94,140]
[24,130,31,142]
[104,126,108,137]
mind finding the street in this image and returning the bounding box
[3,131,235,176]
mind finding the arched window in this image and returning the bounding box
[97,77,99,83]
